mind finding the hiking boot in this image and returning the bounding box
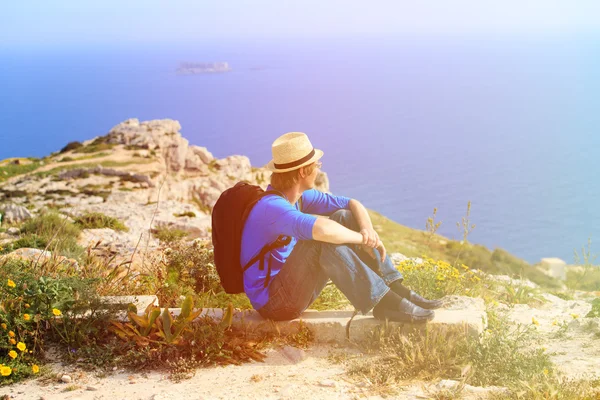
[408,290,444,310]
[373,298,435,323]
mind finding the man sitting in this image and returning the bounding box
[241,132,442,322]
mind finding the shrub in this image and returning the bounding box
[152,226,189,244]
[18,212,84,260]
[396,258,490,300]
[0,258,116,384]
[59,141,83,153]
[73,212,128,232]
[145,240,219,307]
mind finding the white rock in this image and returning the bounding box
[0,204,32,224]
[60,374,72,383]
[281,345,307,364]
[7,227,20,235]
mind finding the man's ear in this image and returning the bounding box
[298,167,307,179]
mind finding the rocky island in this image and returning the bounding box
[176,62,232,75]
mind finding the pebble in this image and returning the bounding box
[281,346,307,364]
[86,385,99,391]
[318,379,337,388]
[60,374,72,383]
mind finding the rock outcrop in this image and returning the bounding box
[0,118,330,267]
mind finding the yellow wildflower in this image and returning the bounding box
[8,331,15,338]
[552,319,558,326]
[532,317,540,326]
[52,308,62,316]
[7,279,15,288]
[571,314,579,319]
[23,314,30,321]
[32,364,39,374]
[16,342,26,352]
[543,368,549,376]
[0,323,6,330]
[9,339,16,345]
[24,304,30,309]
[0,366,11,376]
[8,350,17,359]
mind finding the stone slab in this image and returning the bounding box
[162,295,487,344]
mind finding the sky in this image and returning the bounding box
[2,1,600,47]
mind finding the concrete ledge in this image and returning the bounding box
[100,295,159,311]
[162,296,488,344]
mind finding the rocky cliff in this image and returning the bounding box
[0,118,330,264]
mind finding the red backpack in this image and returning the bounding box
[211,182,292,294]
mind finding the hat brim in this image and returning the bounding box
[266,149,324,173]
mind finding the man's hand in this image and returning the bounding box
[361,239,387,263]
[360,228,380,248]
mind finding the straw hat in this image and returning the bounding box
[266,132,324,173]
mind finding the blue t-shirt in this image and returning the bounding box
[241,185,351,310]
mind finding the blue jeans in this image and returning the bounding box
[257,210,404,320]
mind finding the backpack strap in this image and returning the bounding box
[241,188,293,288]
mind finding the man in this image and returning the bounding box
[241,132,442,322]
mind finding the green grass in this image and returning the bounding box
[369,210,562,290]
[16,212,84,259]
[348,310,554,392]
[73,142,115,154]
[73,212,129,232]
[0,159,42,183]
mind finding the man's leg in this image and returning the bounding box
[329,210,402,282]
[317,241,434,321]
[257,240,329,321]
[329,210,443,310]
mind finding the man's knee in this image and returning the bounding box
[330,209,360,231]
[330,209,354,225]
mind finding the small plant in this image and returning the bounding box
[586,298,600,318]
[73,212,129,232]
[110,296,203,346]
[173,211,196,218]
[152,226,189,244]
[500,283,545,306]
[425,207,442,247]
[454,201,476,267]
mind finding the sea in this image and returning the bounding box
[1,36,599,264]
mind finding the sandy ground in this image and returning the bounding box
[0,345,398,400]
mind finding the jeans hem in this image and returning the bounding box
[384,274,404,286]
[362,285,390,315]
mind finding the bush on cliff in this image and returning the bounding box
[59,141,83,153]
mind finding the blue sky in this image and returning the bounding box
[2,1,600,47]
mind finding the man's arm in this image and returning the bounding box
[312,217,363,245]
[311,205,387,262]
[348,199,380,247]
